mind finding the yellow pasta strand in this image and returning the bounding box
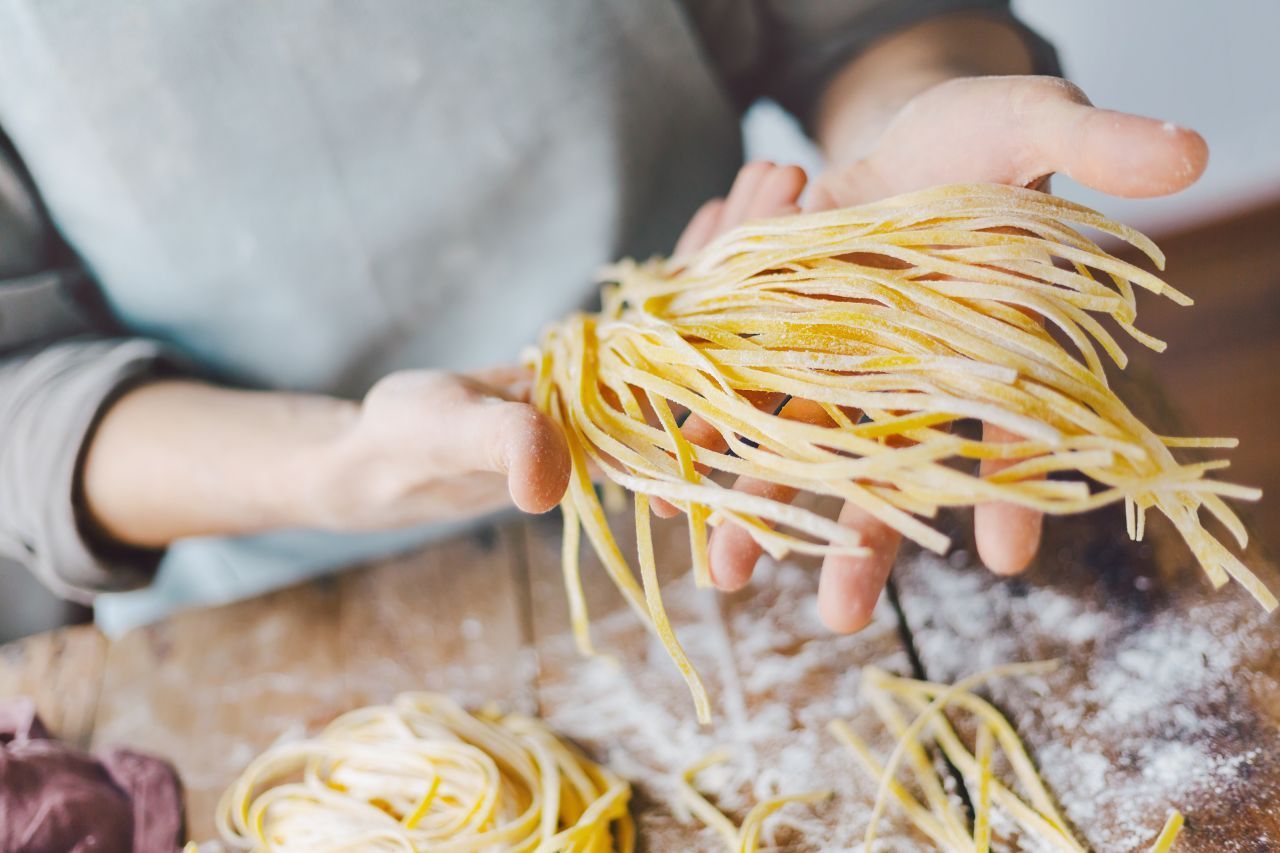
[1148,810,1185,852]
[527,182,1272,721]
[677,750,829,852]
[215,693,633,852]
[973,725,994,852]
[833,662,1185,853]
[861,661,1067,849]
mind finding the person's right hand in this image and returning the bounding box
[83,366,571,548]
[308,368,571,530]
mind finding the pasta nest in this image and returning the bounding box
[216,693,633,852]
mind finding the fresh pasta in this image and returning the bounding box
[677,749,829,853]
[527,183,1273,723]
[830,662,1184,852]
[215,693,634,852]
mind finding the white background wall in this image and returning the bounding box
[1016,0,1280,232]
[745,0,1280,234]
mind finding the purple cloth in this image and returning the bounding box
[0,698,184,852]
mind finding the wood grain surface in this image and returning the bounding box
[1,381,1277,849]
[0,624,105,749]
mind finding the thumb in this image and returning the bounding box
[986,77,1209,198]
[1031,93,1209,198]
[812,76,1210,209]
[448,396,571,513]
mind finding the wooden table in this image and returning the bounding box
[2,504,1277,850]
[4,368,1279,850]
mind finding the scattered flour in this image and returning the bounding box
[897,546,1280,852]
[537,558,921,851]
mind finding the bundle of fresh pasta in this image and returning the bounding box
[216,693,633,852]
[526,183,1272,723]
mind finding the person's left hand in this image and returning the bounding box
[660,76,1208,634]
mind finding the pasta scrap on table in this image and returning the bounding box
[831,661,1185,853]
[527,182,1273,721]
[677,748,830,852]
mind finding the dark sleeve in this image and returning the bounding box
[0,134,179,603]
[681,0,1062,128]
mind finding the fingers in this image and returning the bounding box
[745,163,806,219]
[1031,92,1208,198]
[654,162,807,515]
[971,76,1208,197]
[466,365,535,403]
[499,407,573,513]
[440,382,571,514]
[974,423,1043,576]
[651,390,783,519]
[648,407,729,519]
[679,162,807,260]
[718,160,776,228]
[720,161,805,228]
[818,503,903,634]
[705,397,832,587]
[677,411,732,456]
[707,478,797,591]
[673,199,725,262]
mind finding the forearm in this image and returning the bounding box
[82,380,357,548]
[814,12,1037,168]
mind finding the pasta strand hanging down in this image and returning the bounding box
[527,183,1273,723]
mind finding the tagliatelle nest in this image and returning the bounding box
[215,693,633,852]
[525,183,1274,723]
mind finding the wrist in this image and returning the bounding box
[275,397,362,531]
[814,13,1036,165]
[82,379,366,547]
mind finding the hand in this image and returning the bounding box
[809,75,1208,207]
[83,368,570,548]
[665,77,1208,634]
[309,368,571,529]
